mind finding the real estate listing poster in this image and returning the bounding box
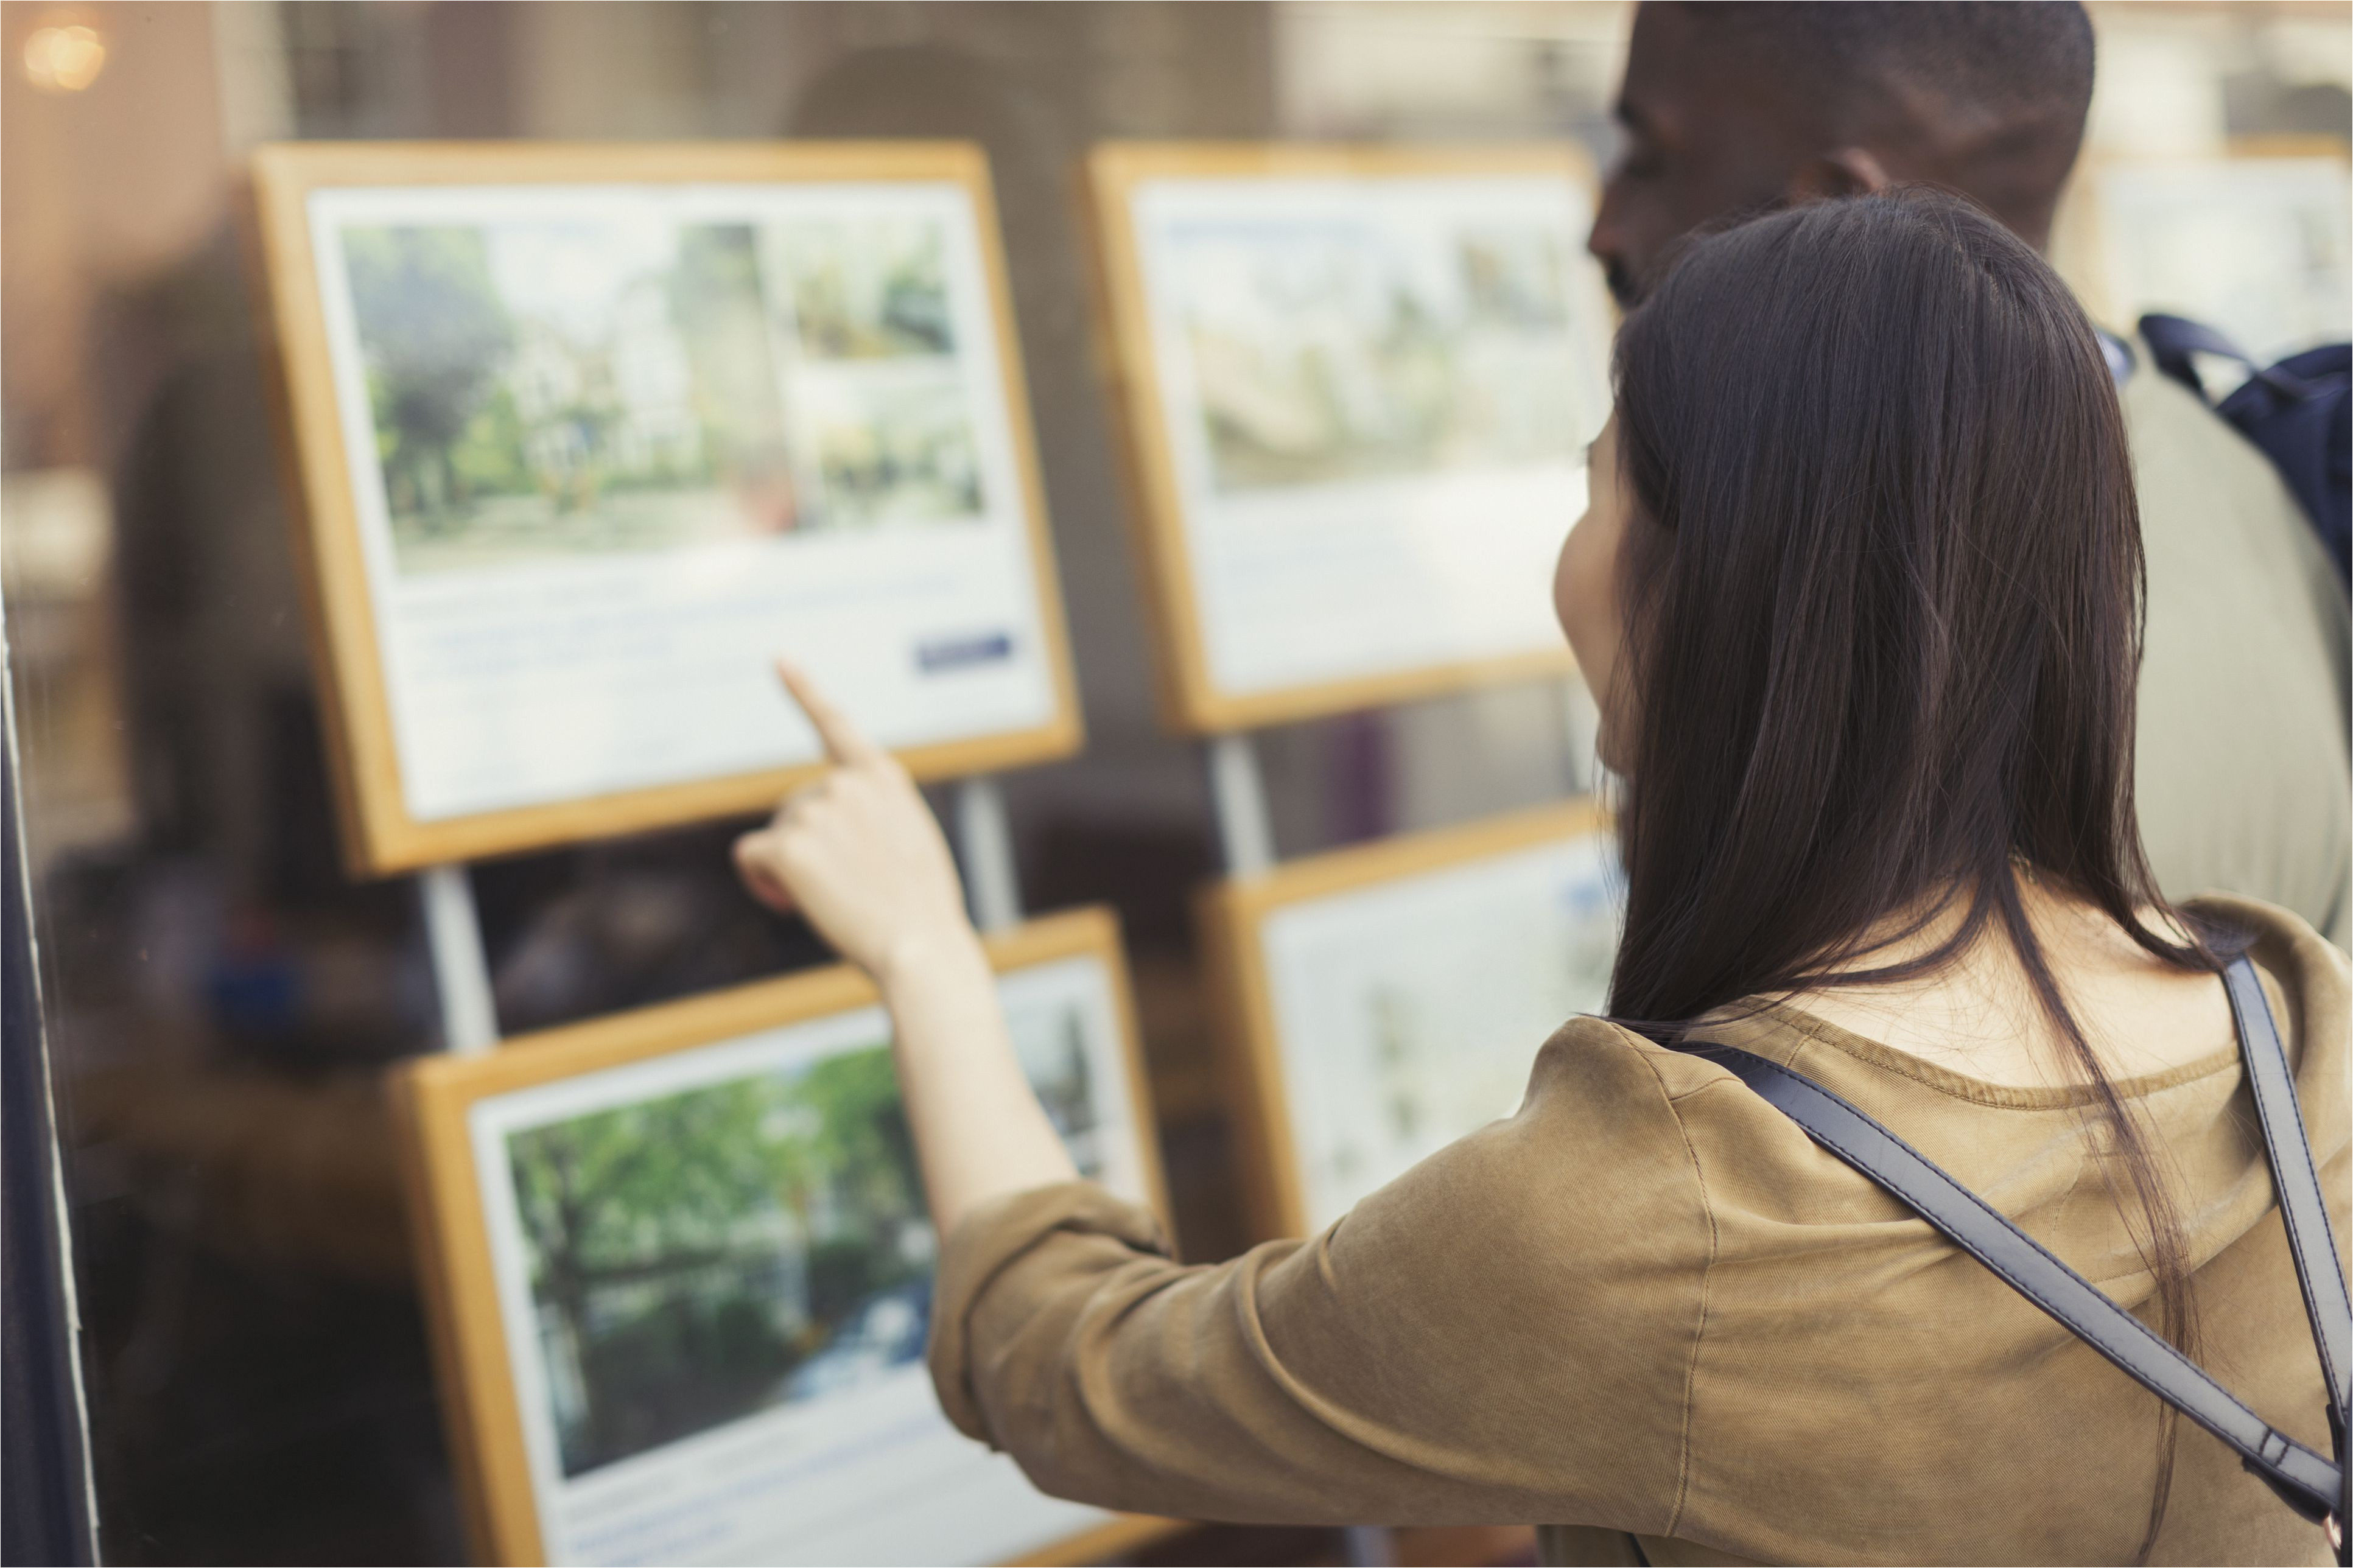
[1089,144,1616,732]
[397,910,1174,1567]
[1201,803,1618,1238]
[254,144,1079,873]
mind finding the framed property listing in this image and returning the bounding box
[2086,147,2351,364]
[394,909,1177,1567]
[1084,143,1616,733]
[1199,802,1618,1240]
[252,142,1081,874]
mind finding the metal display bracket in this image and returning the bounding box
[953,772,1025,934]
[418,862,498,1057]
[1205,730,1277,877]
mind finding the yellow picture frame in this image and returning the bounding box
[1082,141,1608,735]
[1198,799,1610,1241]
[251,141,1083,876]
[393,907,1179,1567]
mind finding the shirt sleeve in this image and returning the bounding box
[926,1018,1718,1531]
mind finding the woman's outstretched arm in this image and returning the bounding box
[729,663,1708,1530]
[731,661,1075,1236]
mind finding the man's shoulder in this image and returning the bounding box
[2117,326,2351,948]
[2117,335,2267,464]
[2117,331,2340,598]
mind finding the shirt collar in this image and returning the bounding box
[2098,327,2136,386]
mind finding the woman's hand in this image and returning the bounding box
[732,660,1078,1233]
[732,661,975,987]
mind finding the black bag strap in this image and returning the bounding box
[2220,957,2353,1424]
[1692,954,2348,1557]
[2139,312,2315,402]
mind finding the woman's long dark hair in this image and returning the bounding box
[1606,188,2219,1559]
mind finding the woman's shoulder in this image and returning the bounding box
[1523,1009,1866,1126]
[2186,891,2349,1115]
[2187,892,2351,999]
[1483,1013,1818,1187]
[1362,1012,1929,1325]
[1524,1012,1745,1099]
[1332,1015,1733,1326]
[1513,1010,1898,1155]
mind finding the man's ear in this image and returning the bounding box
[1786,147,1894,203]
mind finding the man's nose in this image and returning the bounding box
[1588,183,1641,308]
[1588,178,1625,267]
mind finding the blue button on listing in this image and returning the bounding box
[915,631,1015,671]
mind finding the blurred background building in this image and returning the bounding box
[2,4,2346,1564]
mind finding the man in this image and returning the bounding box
[1592,0,2351,947]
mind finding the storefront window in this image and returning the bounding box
[4,5,2345,1564]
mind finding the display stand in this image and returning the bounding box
[251,141,1084,880]
[1087,143,1618,1567]
[956,774,1027,933]
[1204,733,1277,877]
[1082,142,1612,738]
[395,907,1175,1568]
[252,136,1146,1568]
[254,135,1064,1076]
[419,864,499,1056]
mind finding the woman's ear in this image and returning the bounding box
[1786,147,1893,203]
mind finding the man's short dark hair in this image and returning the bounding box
[1691,1,2096,146]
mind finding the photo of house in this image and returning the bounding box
[1169,215,1592,495]
[340,209,991,575]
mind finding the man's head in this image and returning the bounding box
[1591,1,2096,304]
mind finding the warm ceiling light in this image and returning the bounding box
[23,23,107,93]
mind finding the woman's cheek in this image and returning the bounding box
[1555,510,1619,709]
[1557,500,1645,776]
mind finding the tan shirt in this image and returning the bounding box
[2125,346,2352,947]
[930,897,2350,1565]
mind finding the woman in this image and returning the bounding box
[733,190,2348,1565]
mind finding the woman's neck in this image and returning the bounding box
[1771,875,2232,1090]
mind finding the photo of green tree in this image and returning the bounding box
[503,998,1107,1480]
[506,1043,930,1478]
